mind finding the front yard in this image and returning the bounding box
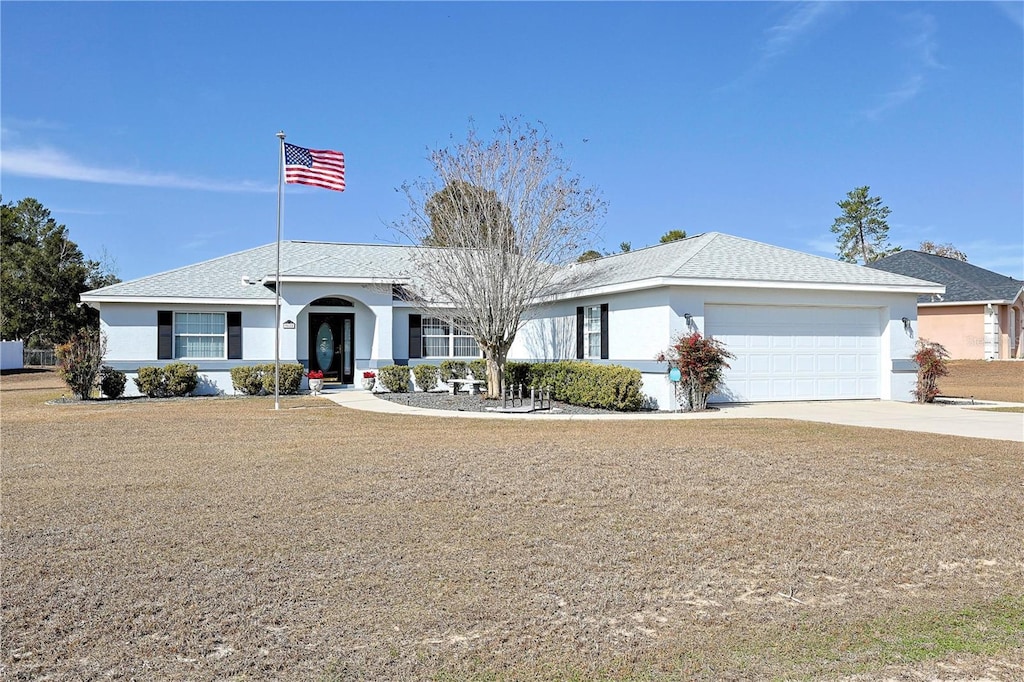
[939,360,1024,403]
[2,372,1022,680]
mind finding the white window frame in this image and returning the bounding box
[583,305,602,359]
[174,312,227,359]
[421,317,481,358]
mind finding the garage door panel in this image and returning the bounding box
[795,355,816,373]
[837,354,859,372]
[706,305,881,402]
[749,355,770,373]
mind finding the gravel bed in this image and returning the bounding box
[374,390,633,415]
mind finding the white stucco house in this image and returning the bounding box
[80,232,944,408]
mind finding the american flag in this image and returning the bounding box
[284,143,345,192]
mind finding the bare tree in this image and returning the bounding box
[919,240,968,261]
[393,118,606,398]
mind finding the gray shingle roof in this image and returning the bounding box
[556,232,941,291]
[867,250,1024,303]
[82,233,942,302]
[81,241,423,301]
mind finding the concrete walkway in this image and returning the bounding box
[320,389,1024,443]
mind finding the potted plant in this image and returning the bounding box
[361,370,376,391]
[306,369,324,395]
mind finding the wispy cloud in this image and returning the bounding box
[863,12,942,120]
[991,1,1024,31]
[719,2,843,92]
[1,145,274,193]
[760,2,837,64]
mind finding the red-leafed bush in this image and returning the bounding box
[656,332,734,411]
[912,339,950,403]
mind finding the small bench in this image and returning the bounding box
[449,379,485,395]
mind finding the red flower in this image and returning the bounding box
[306,370,324,379]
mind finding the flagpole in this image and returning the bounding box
[274,131,285,411]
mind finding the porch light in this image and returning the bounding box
[901,317,913,338]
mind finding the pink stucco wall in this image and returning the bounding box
[919,306,985,359]
[920,303,1024,359]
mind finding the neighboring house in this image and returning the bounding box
[80,232,943,407]
[868,251,1024,360]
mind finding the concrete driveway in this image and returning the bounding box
[324,391,1023,443]
[716,400,1024,443]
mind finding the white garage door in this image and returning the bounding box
[705,305,881,402]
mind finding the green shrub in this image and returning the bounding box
[55,329,105,400]
[528,361,578,395]
[163,363,199,397]
[504,361,532,390]
[99,366,127,399]
[230,365,264,395]
[134,363,198,398]
[378,364,410,392]
[527,361,644,411]
[412,364,439,392]
[261,363,304,395]
[439,360,468,383]
[134,366,167,397]
[231,363,304,395]
[468,358,489,387]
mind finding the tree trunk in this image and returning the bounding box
[858,221,869,264]
[483,344,509,400]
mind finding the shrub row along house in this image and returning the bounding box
[80,232,944,408]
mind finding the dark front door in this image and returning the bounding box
[308,313,354,383]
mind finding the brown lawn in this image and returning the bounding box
[939,360,1024,403]
[2,371,1023,680]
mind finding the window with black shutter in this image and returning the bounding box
[408,314,422,359]
[600,303,609,360]
[157,310,173,359]
[227,312,242,359]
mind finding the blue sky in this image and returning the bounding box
[2,1,1022,281]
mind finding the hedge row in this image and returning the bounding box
[379,360,644,411]
[229,363,305,395]
[524,361,644,412]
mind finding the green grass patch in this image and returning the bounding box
[737,595,1024,679]
[870,595,1023,663]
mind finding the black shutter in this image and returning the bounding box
[158,310,173,359]
[409,314,422,359]
[600,303,609,360]
[227,312,242,359]
[575,307,584,359]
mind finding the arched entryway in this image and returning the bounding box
[307,297,354,383]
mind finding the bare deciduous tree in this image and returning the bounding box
[919,240,968,261]
[393,118,606,399]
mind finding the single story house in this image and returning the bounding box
[867,251,1024,360]
[80,232,944,408]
